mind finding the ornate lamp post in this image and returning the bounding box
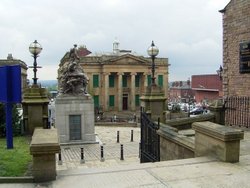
[147,41,159,85]
[29,40,42,85]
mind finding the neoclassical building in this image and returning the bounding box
[60,43,169,112]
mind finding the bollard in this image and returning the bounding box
[100,145,105,162]
[117,131,120,143]
[58,151,62,165]
[120,144,124,160]
[130,130,134,142]
[139,142,141,158]
[80,147,85,164]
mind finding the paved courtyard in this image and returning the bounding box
[56,126,141,170]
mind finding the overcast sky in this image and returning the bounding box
[0,0,230,82]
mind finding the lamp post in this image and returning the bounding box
[217,65,223,80]
[147,41,159,85]
[29,40,42,85]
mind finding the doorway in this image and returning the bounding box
[123,94,128,110]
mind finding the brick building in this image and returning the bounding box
[220,0,250,127]
[191,74,222,103]
[169,80,193,103]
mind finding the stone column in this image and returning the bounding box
[143,73,148,93]
[103,73,110,111]
[117,72,123,111]
[130,72,137,111]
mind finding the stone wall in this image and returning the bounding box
[221,0,250,96]
[158,128,194,161]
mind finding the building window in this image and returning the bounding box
[109,95,115,107]
[158,75,163,87]
[93,74,99,88]
[135,95,140,106]
[69,115,81,140]
[93,95,99,107]
[147,75,152,86]
[122,75,127,87]
[109,75,115,87]
[135,75,140,87]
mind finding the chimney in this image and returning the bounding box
[7,53,13,60]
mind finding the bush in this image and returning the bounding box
[0,103,22,137]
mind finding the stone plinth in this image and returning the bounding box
[22,86,50,134]
[55,95,96,144]
[192,121,244,162]
[30,128,60,182]
[140,84,166,123]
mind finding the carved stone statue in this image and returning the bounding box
[58,44,89,95]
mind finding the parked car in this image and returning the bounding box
[189,108,204,115]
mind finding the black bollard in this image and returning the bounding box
[130,130,134,142]
[58,151,62,165]
[80,147,85,164]
[100,145,105,162]
[117,131,120,143]
[120,144,124,160]
[139,142,141,158]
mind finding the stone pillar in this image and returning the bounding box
[103,73,110,111]
[130,72,137,111]
[117,72,123,111]
[22,86,50,135]
[208,99,225,125]
[140,84,167,123]
[30,128,60,182]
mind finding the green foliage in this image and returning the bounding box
[0,136,32,176]
[0,103,22,137]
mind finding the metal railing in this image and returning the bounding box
[225,96,250,128]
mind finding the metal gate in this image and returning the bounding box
[140,109,160,163]
[225,96,250,128]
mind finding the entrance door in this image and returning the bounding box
[123,95,128,110]
[69,115,81,140]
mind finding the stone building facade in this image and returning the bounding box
[220,0,250,128]
[60,44,169,112]
[0,54,28,92]
[220,0,250,96]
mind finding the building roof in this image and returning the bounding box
[0,54,28,70]
[219,0,232,13]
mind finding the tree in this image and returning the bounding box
[0,103,22,137]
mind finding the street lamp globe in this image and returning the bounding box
[29,40,42,56]
[147,41,159,57]
[147,41,159,85]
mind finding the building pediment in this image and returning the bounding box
[106,54,150,65]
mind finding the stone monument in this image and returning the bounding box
[55,44,96,144]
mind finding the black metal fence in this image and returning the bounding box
[225,96,250,128]
[140,109,160,163]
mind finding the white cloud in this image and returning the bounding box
[0,0,230,81]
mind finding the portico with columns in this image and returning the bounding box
[60,48,169,113]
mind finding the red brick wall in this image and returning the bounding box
[222,0,250,97]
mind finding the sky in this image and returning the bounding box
[0,0,230,82]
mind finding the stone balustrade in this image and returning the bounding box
[192,121,244,162]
